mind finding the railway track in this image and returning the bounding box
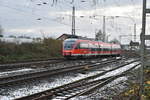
[0,58,65,70]
[15,59,140,100]
[0,57,101,75]
[0,57,114,71]
[0,57,122,86]
[0,57,65,64]
[65,63,140,100]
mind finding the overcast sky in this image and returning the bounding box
[0,0,150,44]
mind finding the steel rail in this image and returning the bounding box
[0,57,64,64]
[0,58,65,69]
[0,58,120,86]
[15,59,139,100]
[65,63,140,100]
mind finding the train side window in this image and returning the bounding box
[99,48,101,51]
[80,42,89,49]
[106,48,108,51]
[89,43,95,51]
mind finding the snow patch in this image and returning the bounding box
[94,62,139,81]
[0,68,33,77]
[0,95,12,100]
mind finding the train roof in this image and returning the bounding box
[64,38,78,41]
[64,38,90,42]
[64,38,120,46]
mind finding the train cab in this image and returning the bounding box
[63,38,77,57]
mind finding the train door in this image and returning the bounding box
[98,43,101,56]
[91,43,97,56]
[80,42,89,56]
[74,42,80,56]
[99,43,104,55]
[88,43,92,56]
[108,45,111,55]
[111,44,112,55]
[95,43,99,56]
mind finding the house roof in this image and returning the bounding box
[57,33,95,41]
[57,34,78,39]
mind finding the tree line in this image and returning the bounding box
[0,38,62,63]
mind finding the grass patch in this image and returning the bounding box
[117,68,150,100]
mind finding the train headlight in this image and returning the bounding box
[65,52,71,55]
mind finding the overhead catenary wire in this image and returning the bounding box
[113,0,137,23]
[0,0,110,28]
[0,3,71,26]
[1,0,142,40]
[0,3,98,31]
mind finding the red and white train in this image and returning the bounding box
[62,38,121,59]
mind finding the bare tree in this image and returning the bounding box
[95,29,105,42]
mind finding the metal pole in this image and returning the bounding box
[103,16,106,42]
[72,6,75,36]
[73,6,75,35]
[140,0,146,99]
[119,36,122,44]
[72,6,73,35]
[134,24,136,42]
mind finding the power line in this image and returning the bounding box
[113,0,137,23]
[0,3,71,26]
[0,2,99,33]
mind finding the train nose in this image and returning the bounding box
[63,50,72,56]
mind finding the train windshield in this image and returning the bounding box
[64,40,76,50]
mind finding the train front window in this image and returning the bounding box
[64,41,76,50]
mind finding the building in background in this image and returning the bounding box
[57,34,78,41]
[57,33,94,41]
